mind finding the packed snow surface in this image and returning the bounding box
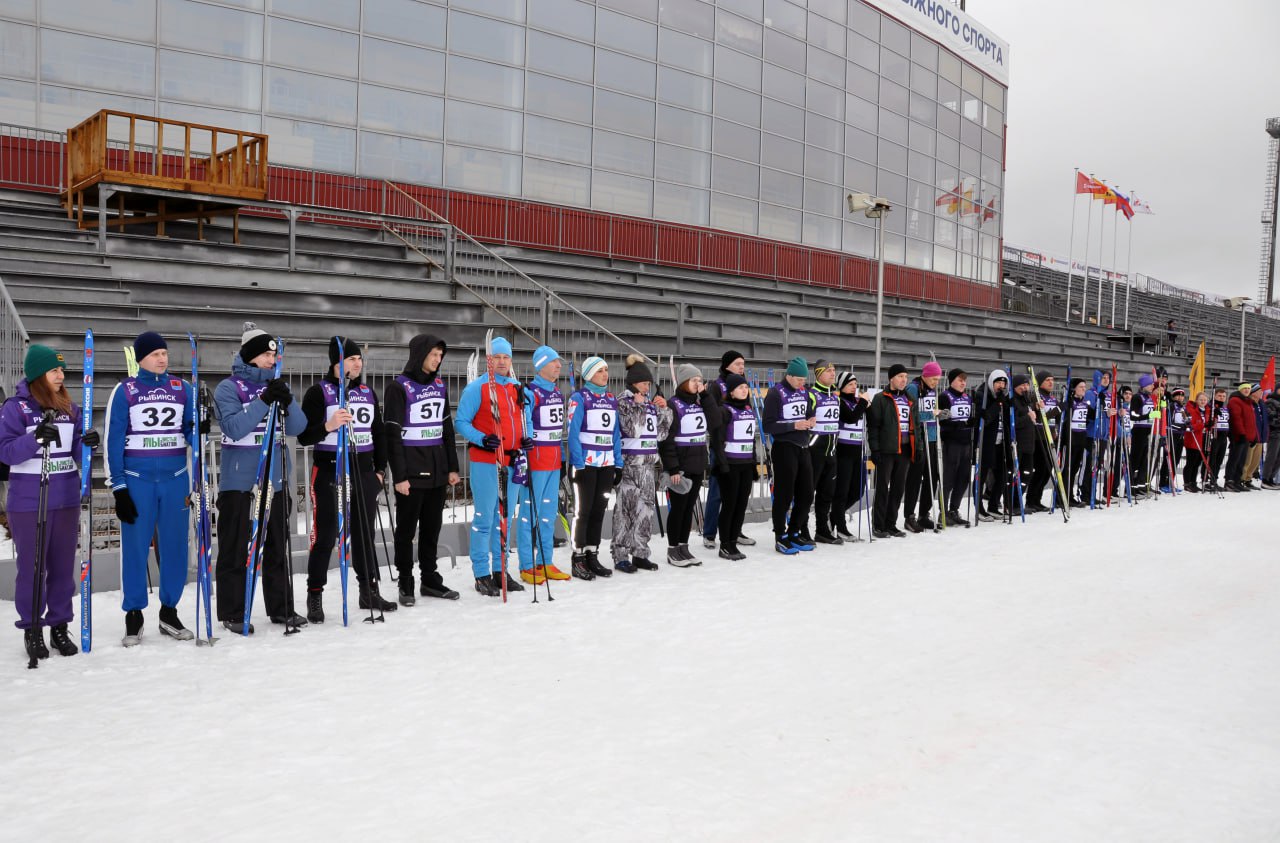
[3,492,1279,842]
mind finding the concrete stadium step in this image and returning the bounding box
[4,279,132,306]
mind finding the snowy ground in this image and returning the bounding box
[3,492,1279,842]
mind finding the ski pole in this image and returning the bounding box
[276,408,301,635]
[27,410,54,670]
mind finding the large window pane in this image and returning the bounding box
[720,0,762,21]
[843,220,875,258]
[907,154,934,186]
[0,21,35,78]
[656,143,710,186]
[879,78,908,115]
[268,18,357,75]
[712,155,758,198]
[847,30,877,71]
[877,169,906,204]
[910,64,936,98]
[160,50,261,111]
[961,118,982,153]
[662,0,714,39]
[983,129,1003,160]
[525,115,591,164]
[0,0,35,20]
[881,15,910,55]
[451,0,525,23]
[359,132,442,184]
[880,47,909,85]
[362,39,445,95]
[592,170,653,216]
[909,92,936,126]
[41,84,153,129]
[597,50,656,98]
[844,157,874,193]
[600,0,655,19]
[658,66,711,111]
[714,83,760,128]
[938,50,961,84]
[803,213,840,249]
[43,0,155,41]
[807,45,845,86]
[446,56,523,109]
[760,167,801,206]
[803,145,841,183]
[905,236,932,269]
[763,28,804,72]
[362,0,446,48]
[656,105,711,148]
[848,0,878,38]
[711,191,756,234]
[846,61,877,101]
[761,131,802,171]
[359,85,443,139]
[159,101,260,133]
[265,116,355,171]
[658,28,712,75]
[763,0,805,38]
[527,31,595,82]
[762,98,804,141]
[803,178,841,214]
[445,145,521,194]
[937,106,959,139]
[845,94,876,131]
[877,139,907,174]
[523,157,590,205]
[526,73,592,122]
[595,90,655,137]
[759,202,801,240]
[984,79,1006,110]
[712,119,759,162]
[807,11,843,55]
[845,125,875,162]
[654,182,709,226]
[594,130,654,177]
[938,78,960,112]
[762,63,803,104]
[528,0,594,40]
[269,0,357,30]
[879,109,907,144]
[908,120,935,155]
[806,112,842,151]
[449,11,524,65]
[715,10,762,57]
[715,45,761,90]
[445,101,522,152]
[911,33,938,70]
[41,30,155,97]
[807,79,843,118]
[598,8,657,59]
[267,67,356,123]
[161,0,263,60]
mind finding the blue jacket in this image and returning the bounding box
[906,379,938,443]
[566,385,623,469]
[214,357,306,493]
[455,371,522,449]
[105,366,195,490]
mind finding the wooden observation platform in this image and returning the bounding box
[61,110,268,242]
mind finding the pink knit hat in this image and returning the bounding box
[922,361,943,378]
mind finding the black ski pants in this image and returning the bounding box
[1064,436,1092,503]
[1130,428,1151,490]
[979,441,1007,512]
[771,441,813,537]
[665,471,704,547]
[716,462,754,549]
[871,451,910,532]
[572,466,612,550]
[904,441,940,520]
[1224,436,1251,488]
[216,489,294,622]
[394,485,447,588]
[1208,436,1227,485]
[1183,444,1206,490]
[941,440,972,513]
[307,464,381,591]
[808,442,838,534]
[831,444,865,530]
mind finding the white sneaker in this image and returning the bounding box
[702,536,717,549]
[736,534,756,546]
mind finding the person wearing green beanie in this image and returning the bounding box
[1,344,100,661]
[786,357,808,379]
[762,357,817,554]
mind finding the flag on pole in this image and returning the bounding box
[1188,342,1206,400]
[935,186,961,215]
[1130,193,1155,215]
[1100,181,1118,205]
[1075,172,1107,195]
[1114,189,1135,220]
[982,197,997,223]
[961,185,979,216]
[1261,356,1276,394]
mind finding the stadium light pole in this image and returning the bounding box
[848,192,892,387]
[1225,295,1251,381]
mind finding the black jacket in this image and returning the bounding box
[1010,388,1038,455]
[937,387,976,445]
[866,387,915,457]
[299,373,387,474]
[383,334,459,489]
[836,393,869,453]
[659,388,717,475]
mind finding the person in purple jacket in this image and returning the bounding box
[0,345,98,661]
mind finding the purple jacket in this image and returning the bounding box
[0,379,85,512]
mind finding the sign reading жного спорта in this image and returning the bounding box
[861,0,1010,85]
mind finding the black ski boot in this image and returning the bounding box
[420,579,460,600]
[398,575,417,607]
[904,516,922,533]
[632,555,659,571]
[584,549,612,578]
[223,619,255,635]
[24,627,49,661]
[833,522,856,541]
[718,544,745,561]
[614,557,637,574]
[158,605,194,640]
[306,590,325,624]
[496,571,525,592]
[946,510,967,528]
[49,623,78,656]
[571,551,595,580]
[269,612,308,628]
[917,514,937,531]
[359,582,398,612]
[122,609,144,647]
[814,528,843,545]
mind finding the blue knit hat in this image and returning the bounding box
[532,345,560,371]
[489,336,512,357]
[133,331,167,361]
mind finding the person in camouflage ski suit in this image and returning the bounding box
[610,355,672,571]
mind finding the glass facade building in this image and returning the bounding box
[0,0,1006,283]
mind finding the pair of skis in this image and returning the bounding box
[241,340,287,635]
[1028,366,1070,523]
[189,334,216,645]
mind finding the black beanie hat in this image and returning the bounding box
[947,368,966,384]
[887,363,908,379]
[1036,370,1053,386]
[133,331,167,361]
[719,349,745,374]
[1012,373,1030,389]
[1069,377,1085,393]
[723,373,748,395]
[625,353,654,387]
[239,322,276,364]
[329,336,362,365]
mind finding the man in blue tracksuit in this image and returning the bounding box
[455,336,529,597]
[513,345,571,584]
[212,324,308,633]
[106,331,198,646]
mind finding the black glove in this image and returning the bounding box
[481,433,501,451]
[520,436,534,451]
[33,419,61,447]
[262,378,292,406]
[199,415,212,436]
[715,458,729,476]
[82,429,101,450]
[612,466,624,487]
[113,488,138,524]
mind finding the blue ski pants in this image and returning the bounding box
[469,461,519,577]
[120,469,191,611]
[510,468,558,572]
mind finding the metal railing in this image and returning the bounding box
[0,124,66,193]
[0,273,30,397]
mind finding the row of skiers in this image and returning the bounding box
[8,326,1279,663]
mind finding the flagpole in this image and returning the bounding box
[1081,177,1094,324]
[1093,182,1106,326]
[1104,189,1117,327]
[1065,169,1078,323]
[1122,218,1133,331]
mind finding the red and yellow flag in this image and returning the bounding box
[1075,172,1107,196]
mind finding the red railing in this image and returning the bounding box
[1,133,1001,311]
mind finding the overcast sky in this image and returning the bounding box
[970,0,1280,301]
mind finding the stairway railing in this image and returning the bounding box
[0,273,30,397]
